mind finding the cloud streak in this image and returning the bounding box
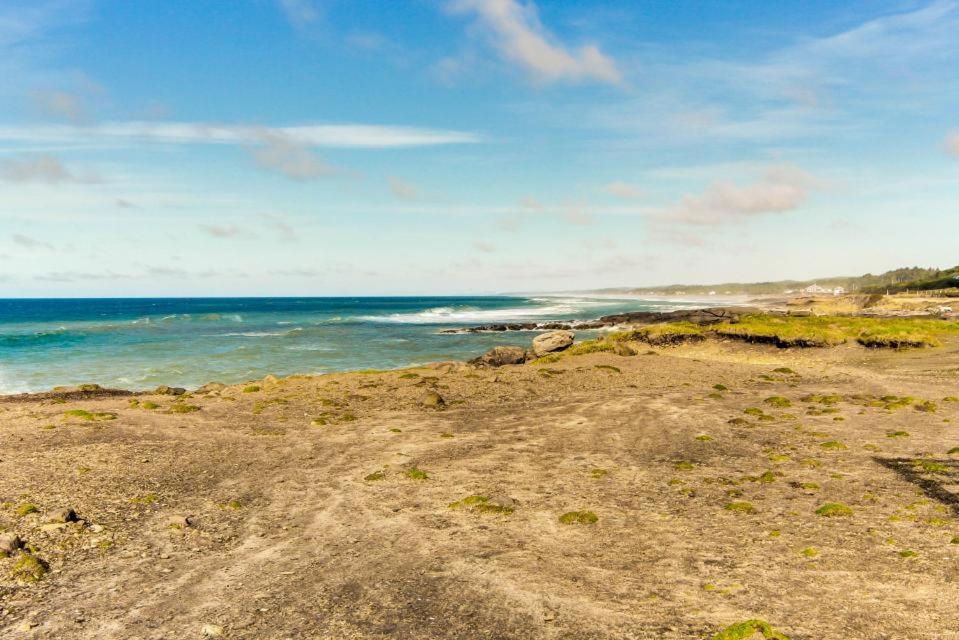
[0,121,482,150]
[0,153,100,184]
[450,0,620,85]
[947,129,959,157]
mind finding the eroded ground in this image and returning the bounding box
[2,338,959,639]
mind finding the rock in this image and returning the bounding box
[613,342,637,357]
[40,523,68,533]
[0,532,23,554]
[48,508,78,523]
[167,516,193,529]
[154,385,186,396]
[262,374,279,385]
[201,624,225,637]
[420,391,445,408]
[531,330,574,357]
[470,345,528,367]
[195,382,225,394]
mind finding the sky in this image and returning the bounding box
[0,0,958,296]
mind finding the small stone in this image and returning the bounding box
[167,516,193,528]
[201,623,225,637]
[88,524,104,533]
[40,523,68,533]
[154,385,186,396]
[420,391,445,408]
[49,507,78,523]
[0,532,24,554]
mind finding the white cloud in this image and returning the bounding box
[277,0,321,27]
[250,132,337,181]
[947,129,959,157]
[11,233,53,250]
[198,224,241,238]
[450,0,620,85]
[389,176,419,200]
[601,181,642,200]
[0,121,482,150]
[656,164,816,226]
[0,153,100,184]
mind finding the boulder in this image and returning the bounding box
[531,330,574,357]
[195,382,226,394]
[48,507,78,523]
[471,346,528,367]
[0,532,23,554]
[154,385,186,396]
[421,391,445,408]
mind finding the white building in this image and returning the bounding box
[803,284,830,294]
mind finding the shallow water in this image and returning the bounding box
[0,295,715,392]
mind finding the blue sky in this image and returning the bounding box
[1,0,957,296]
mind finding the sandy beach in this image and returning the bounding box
[2,321,959,639]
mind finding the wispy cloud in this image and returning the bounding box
[277,0,321,28]
[389,176,419,200]
[947,129,959,157]
[0,153,100,184]
[250,132,337,181]
[198,224,242,238]
[11,233,53,250]
[472,240,495,253]
[601,181,642,200]
[449,0,620,85]
[654,164,816,227]
[0,121,482,150]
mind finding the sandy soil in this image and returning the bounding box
[2,338,959,639]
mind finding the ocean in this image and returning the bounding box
[0,295,714,393]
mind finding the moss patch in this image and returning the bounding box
[559,510,598,525]
[709,619,790,640]
[10,551,48,583]
[448,495,514,516]
[815,502,853,517]
[724,501,756,514]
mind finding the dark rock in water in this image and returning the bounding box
[531,330,574,356]
[470,345,528,367]
[154,385,186,396]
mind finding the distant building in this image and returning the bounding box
[832,286,845,296]
[803,284,830,294]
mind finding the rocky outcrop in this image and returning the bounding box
[531,330,574,356]
[470,345,528,367]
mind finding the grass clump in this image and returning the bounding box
[898,549,918,558]
[129,493,159,505]
[141,400,159,410]
[815,502,853,517]
[594,364,621,373]
[63,409,116,421]
[10,551,48,583]
[364,470,386,482]
[448,495,514,516]
[674,460,695,471]
[886,430,910,438]
[565,340,616,356]
[772,367,796,374]
[912,459,948,474]
[724,501,756,514]
[709,619,790,640]
[801,547,819,558]
[947,447,959,455]
[558,510,598,525]
[624,322,706,346]
[743,407,765,417]
[914,400,938,413]
[713,383,728,391]
[242,385,261,393]
[590,468,609,478]
[405,467,429,481]
[695,434,714,442]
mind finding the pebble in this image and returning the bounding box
[201,623,225,637]
[167,515,193,528]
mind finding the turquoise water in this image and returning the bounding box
[0,296,710,393]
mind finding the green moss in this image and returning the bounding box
[63,409,116,421]
[943,396,958,402]
[389,428,402,433]
[950,536,959,544]
[898,549,918,558]
[882,395,915,410]
[728,417,750,426]
[799,482,820,490]
[886,430,910,438]
[10,551,48,583]
[913,459,948,474]
[769,529,781,538]
[743,407,764,417]
[169,403,200,414]
[674,460,695,471]
[129,493,159,505]
[311,417,328,426]
[914,400,938,413]
[713,384,729,391]
[405,467,429,481]
[765,396,792,408]
[141,400,159,410]
[707,392,723,399]
[590,468,609,478]
[558,510,598,524]
[15,502,39,517]
[623,322,706,346]
[947,447,959,455]
[449,495,514,516]
[566,340,616,356]
[801,547,819,558]
[398,372,419,379]
[709,619,790,640]
[594,364,621,373]
[724,501,756,514]
[364,470,386,482]
[819,440,847,450]
[242,385,261,393]
[128,399,140,408]
[695,434,714,442]
[772,367,796,374]
[815,502,853,517]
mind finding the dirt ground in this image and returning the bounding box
[2,337,959,639]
